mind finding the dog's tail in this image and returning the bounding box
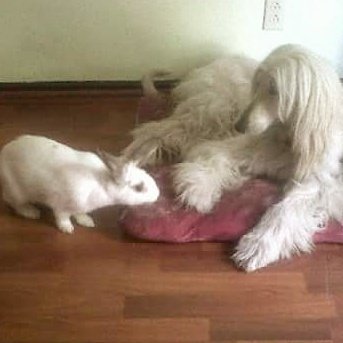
[141,70,171,97]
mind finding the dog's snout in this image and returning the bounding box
[235,114,248,133]
[235,98,258,133]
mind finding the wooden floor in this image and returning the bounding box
[0,89,343,343]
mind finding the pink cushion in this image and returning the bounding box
[121,167,343,244]
[121,95,343,244]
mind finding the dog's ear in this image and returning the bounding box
[290,92,336,181]
[277,57,340,181]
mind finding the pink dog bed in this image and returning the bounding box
[121,94,343,244]
[122,166,343,243]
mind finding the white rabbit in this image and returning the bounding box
[0,135,160,233]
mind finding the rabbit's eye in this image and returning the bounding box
[133,182,144,192]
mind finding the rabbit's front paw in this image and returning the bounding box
[54,212,74,234]
[74,213,95,228]
[57,222,74,234]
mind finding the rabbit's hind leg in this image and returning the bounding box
[3,188,40,220]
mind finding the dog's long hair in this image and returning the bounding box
[247,44,343,181]
[174,44,343,271]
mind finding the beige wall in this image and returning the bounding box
[0,0,343,82]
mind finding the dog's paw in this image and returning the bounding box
[232,231,281,272]
[177,182,217,213]
[173,163,221,213]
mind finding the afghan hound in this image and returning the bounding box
[173,44,343,271]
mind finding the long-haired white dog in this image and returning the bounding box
[175,44,343,271]
[125,44,343,271]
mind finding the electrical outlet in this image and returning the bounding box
[263,0,284,31]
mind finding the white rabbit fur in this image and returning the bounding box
[0,135,160,233]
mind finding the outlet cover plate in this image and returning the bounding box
[263,0,284,31]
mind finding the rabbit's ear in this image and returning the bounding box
[129,139,159,167]
[96,149,128,179]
